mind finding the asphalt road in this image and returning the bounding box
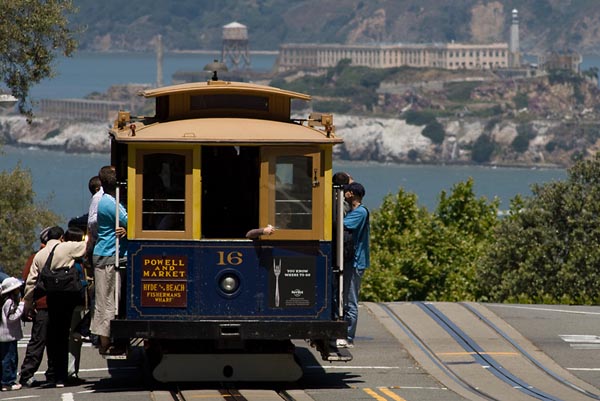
[487,303,600,389]
[3,303,599,401]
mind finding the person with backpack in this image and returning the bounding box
[337,182,370,349]
[23,226,86,388]
[19,227,54,388]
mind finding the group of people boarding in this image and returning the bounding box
[0,167,368,390]
[0,165,127,391]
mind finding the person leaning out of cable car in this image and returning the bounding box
[90,166,128,356]
[338,182,370,349]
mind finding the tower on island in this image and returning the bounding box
[155,34,163,87]
[509,8,521,68]
[221,22,251,71]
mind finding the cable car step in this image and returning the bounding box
[325,347,353,362]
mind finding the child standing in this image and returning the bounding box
[0,277,24,391]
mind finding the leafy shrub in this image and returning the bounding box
[477,154,600,304]
[0,166,59,276]
[407,149,419,161]
[404,109,436,126]
[545,141,557,152]
[444,81,480,102]
[512,123,536,153]
[363,179,498,302]
[511,132,530,153]
[44,129,61,140]
[548,69,583,85]
[573,83,585,105]
[472,105,503,118]
[484,117,501,132]
[513,92,529,109]
[471,135,495,163]
[422,120,445,144]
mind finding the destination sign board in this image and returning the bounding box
[140,255,187,307]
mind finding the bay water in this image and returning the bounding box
[1,51,583,224]
[0,145,566,225]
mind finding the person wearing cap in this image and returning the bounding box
[331,171,354,323]
[0,277,25,391]
[337,182,370,349]
[18,227,54,388]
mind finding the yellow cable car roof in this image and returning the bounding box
[111,117,342,144]
[140,80,312,101]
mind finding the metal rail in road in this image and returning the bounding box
[151,388,315,401]
[370,302,600,401]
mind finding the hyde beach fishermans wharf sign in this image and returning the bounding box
[141,255,188,307]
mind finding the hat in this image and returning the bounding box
[1,277,22,295]
[39,226,52,244]
[344,182,365,198]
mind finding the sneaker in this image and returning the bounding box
[346,341,355,348]
[2,383,22,391]
[336,339,348,348]
[19,377,39,388]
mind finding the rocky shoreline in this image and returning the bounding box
[0,114,581,168]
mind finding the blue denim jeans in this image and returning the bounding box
[0,340,18,386]
[342,266,364,342]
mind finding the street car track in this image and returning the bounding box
[374,302,600,401]
[151,388,314,401]
[460,302,600,400]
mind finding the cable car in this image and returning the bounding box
[108,69,351,382]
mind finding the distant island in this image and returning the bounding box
[3,1,600,168]
[1,61,598,169]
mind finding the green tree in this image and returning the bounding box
[404,110,436,126]
[471,134,495,163]
[0,0,78,119]
[363,179,498,302]
[422,120,445,144]
[511,131,530,153]
[0,165,59,276]
[513,92,529,110]
[0,0,74,274]
[583,66,599,80]
[477,154,600,304]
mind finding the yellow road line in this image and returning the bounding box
[379,387,407,401]
[364,388,389,401]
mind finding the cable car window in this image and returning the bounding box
[275,156,312,230]
[190,94,269,111]
[142,153,186,231]
[201,146,260,238]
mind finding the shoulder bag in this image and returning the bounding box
[37,244,83,295]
